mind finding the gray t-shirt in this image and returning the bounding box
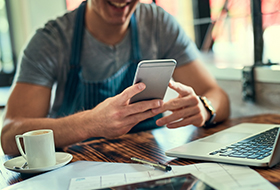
[16,3,200,116]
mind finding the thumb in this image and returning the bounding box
[117,82,146,104]
[169,80,193,96]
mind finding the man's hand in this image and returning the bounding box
[152,81,209,128]
[88,82,163,138]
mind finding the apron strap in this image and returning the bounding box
[70,1,87,68]
[130,13,142,62]
[58,1,86,116]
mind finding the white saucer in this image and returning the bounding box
[4,152,73,174]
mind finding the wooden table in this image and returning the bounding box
[1,114,280,189]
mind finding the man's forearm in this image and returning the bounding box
[1,110,94,155]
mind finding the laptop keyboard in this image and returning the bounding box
[209,127,279,160]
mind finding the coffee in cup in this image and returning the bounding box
[30,130,49,136]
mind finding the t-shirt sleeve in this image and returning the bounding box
[156,6,201,66]
[15,27,59,88]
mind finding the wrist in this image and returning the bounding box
[71,110,97,139]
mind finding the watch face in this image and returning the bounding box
[201,96,216,113]
[199,96,216,125]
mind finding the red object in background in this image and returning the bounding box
[140,0,153,4]
[66,0,84,11]
[262,0,280,28]
[156,0,177,15]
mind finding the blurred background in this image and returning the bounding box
[0,0,280,120]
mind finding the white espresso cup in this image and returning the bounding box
[15,129,56,168]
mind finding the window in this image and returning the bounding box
[0,0,15,87]
[262,0,280,64]
[194,0,280,66]
[208,0,254,66]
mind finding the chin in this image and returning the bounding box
[104,0,138,23]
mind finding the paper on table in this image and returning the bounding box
[68,162,278,190]
[193,163,277,190]
[3,161,182,190]
[68,167,219,190]
[3,161,277,190]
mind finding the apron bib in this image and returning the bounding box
[56,1,161,132]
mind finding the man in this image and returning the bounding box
[1,0,230,155]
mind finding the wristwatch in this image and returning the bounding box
[199,96,216,127]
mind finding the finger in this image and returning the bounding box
[127,99,163,115]
[124,109,159,126]
[114,99,162,119]
[166,114,204,128]
[117,83,146,104]
[152,96,199,114]
[169,81,194,97]
[166,96,199,111]
[156,106,200,126]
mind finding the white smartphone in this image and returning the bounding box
[129,59,177,104]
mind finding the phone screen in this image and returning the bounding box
[99,173,215,190]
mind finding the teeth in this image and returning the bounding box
[110,2,127,8]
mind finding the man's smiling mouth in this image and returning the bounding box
[108,1,130,8]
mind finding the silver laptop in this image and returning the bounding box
[165,123,280,167]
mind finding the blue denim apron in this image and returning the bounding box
[56,1,161,133]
